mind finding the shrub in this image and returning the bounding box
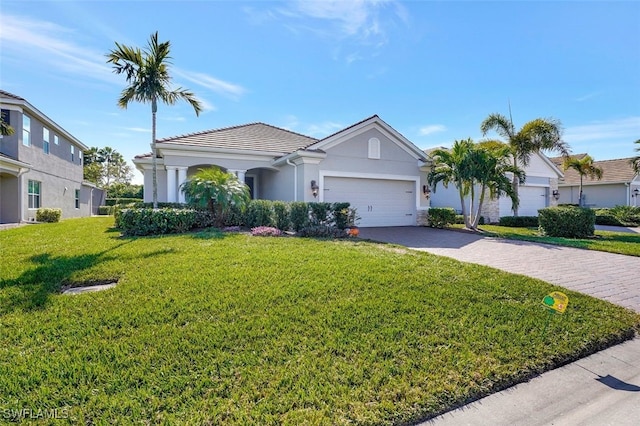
[36,208,62,223]
[219,203,244,227]
[499,216,539,228]
[538,206,595,238]
[332,202,351,229]
[290,202,309,232]
[297,225,346,239]
[309,202,333,226]
[97,205,114,216]
[116,208,199,236]
[428,207,456,228]
[251,226,282,237]
[609,205,640,226]
[105,198,144,206]
[272,201,290,230]
[244,200,275,228]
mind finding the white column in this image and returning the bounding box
[177,167,188,203]
[236,170,246,183]
[166,166,177,203]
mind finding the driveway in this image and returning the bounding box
[359,227,640,313]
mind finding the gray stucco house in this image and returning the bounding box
[551,155,640,207]
[133,115,433,227]
[0,90,104,223]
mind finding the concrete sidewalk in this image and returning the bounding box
[358,227,640,426]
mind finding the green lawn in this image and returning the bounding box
[1,218,638,424]
[458,224,640,257]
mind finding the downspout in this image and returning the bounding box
[286,158,298,201]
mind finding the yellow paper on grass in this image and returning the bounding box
[542,291,569,314]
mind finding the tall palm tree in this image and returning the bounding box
[631,139,640,175]
[0,117,14,136]
[107,32,202,209]
[481,113,570,216]
[563,155,603,207]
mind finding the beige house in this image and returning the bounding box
[551,155,640,208]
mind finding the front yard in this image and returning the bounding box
[1,217,638,424]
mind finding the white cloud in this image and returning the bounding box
[574,91,603,102]
[306,121,344,137]
[419,124,447,136]
[196,97,217,113]
[564,117,640,143]
[174,69,247,100]
[0,14,116,84]
[125,127,151,133]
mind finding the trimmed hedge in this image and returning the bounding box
[116,208,201,236]
[538,206,595,238]
[290,202,310,232]
[499,216,539,228]
[105,198,143,206]
[97,205,115,216]
[36,208,62,223]
[244,200,275,228]
[428,208,456,228]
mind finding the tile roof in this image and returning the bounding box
[0,90,25,101]
[156,122,319,154]
[551,154,638,185]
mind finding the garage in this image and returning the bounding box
[322,176,416,227]
[500,185,548,217]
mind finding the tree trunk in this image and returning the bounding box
[512,157,519,216]
[578,175,583,207]
[471,185,487,230]
[458,183,471,229]
[151,99,158,209]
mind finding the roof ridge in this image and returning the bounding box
[157,121,319,143]
[309,114,380,146]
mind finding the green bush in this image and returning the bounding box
[332,202,351,229]
[36,208,62,223]
[309,202,332,226]
[499,216,539,228]
[272,201,290,231]
[290,202,309,232]
[105,198,144,206]
[244,200,275,228]
[115,208,199,236]
[428,207,456,228]
[538,206,595,238]
[609,205,640,226]
[97,205,114,216]
[219,203,244,227]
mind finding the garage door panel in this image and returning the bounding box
[500,186,547,217]
[323,177,416,227]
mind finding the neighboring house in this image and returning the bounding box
[0,90,105,223]
[133,115,432,227]
[551,154,640,208]
[428,150,564,222]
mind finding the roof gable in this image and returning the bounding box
[156,122,318,154]
[306,115,428,161]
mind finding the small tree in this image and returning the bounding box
[180,168,250,226]
[563,155,603,207]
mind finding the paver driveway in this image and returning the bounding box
[359,227,640,313]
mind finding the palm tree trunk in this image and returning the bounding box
[472,185,487,230]
[579,175,583,207]
[512,158,519,216]
[458,182,471,229]
[151,99,158,209]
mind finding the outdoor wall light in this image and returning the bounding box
[310,180,319,198]
[552,189,560,200]
[633,188,640,197]
[422,184,431,199]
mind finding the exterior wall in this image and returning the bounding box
[558,183,627,208]
[260,165,295,202]
[1,104,88,221]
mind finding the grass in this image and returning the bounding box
[1,217,639,424]
[455,224,640,257]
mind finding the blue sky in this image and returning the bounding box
[1,0,639,184]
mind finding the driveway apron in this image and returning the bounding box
[359,227,640,313]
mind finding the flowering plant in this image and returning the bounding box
[251,226,282,237]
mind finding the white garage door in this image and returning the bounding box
[500,186,547,217]
[323,177,416,227]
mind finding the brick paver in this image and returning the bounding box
[359,227,640,313]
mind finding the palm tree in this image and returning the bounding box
[563,155,603,207]
[180,167,250,227]
[428,139,475,228]
[107,32,202,209]
[630,139,640,175]
[481,113,570,216]
[0,117,14,136]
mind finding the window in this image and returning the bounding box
[54,135,59,145]
[71,145,75,162]
[75,189,80,209]
[28,180,41,209]
[368,137,380,159]
[23,115,31,146]
[1,109,9,125]
[78,150,82,165]
[43,128,50,154]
